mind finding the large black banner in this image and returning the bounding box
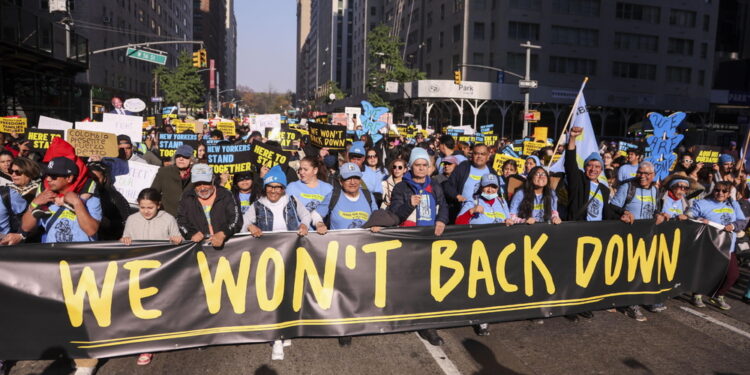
[0,221,730,359]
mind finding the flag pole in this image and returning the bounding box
[738,127,750,172]
[546,76,589,167]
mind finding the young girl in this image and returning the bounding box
[120,188,182,366]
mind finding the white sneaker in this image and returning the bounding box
[271,340,284,360]
[74,367,95,375]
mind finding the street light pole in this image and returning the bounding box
[520,41,541,138]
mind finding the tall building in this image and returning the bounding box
[71,0,193,114]
[0,0,89,121]
[296,0,312,100]
[193,0,236,114]
[224,0,237,107]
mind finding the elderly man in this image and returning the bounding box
[151,144,194,216]
[176,163,240,249]
[609,160,661,321]
[565,126,616,221]
[313,162,378,231]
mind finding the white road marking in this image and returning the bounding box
[415,332,462,375]
[679,306,750,340]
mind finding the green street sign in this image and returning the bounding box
[126,48,167,65]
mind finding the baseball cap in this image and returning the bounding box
[191,163,214,184]
[175,144,194,158]
[45,157,78,177]
[117,135,132,145]
[480,174,499,188]
[442,155,458,165]
[340,162,362,180]
[349,141,366,156]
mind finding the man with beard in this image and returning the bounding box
[117,135,147,164]
[151,144,194,216]
[177,163,240,249]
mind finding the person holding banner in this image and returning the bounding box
[444,144,497,221]
[312,163,377,233]
[231,171,258,215]
[657,174,693,222]
[286,156,333,214]
[687,181,746,310]
[177,164,241,249]
[455,174,512,226]
[509,166,561,225]
[243,165,311,238]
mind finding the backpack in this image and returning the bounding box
[1,186,21,233]
[325,184,373,226]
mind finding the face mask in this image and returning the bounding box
[481,192,498,201]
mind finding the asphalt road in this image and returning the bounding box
[7,270,750,375]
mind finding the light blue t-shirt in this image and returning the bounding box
[687,198,746,253]
[316,190,378,230]
[617,163,639,184]
[459,197,510,224]
[586,181,604,222]
[661,195,686,217]
[461,165,491,198]
[238,192,252,214]
[437,154,468,174]
[610,184,657,220]
[39,196,103,243]
[0,188,27,234]
[362,167,388,194]
[510,190,558,222]
[286,180,333,213]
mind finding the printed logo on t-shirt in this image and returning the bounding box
[338,211,370,221]
[484,211,506,220]
[469,174,481,181]
[301,193,325,201]
[637,195,654,203]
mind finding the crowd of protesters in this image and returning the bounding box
[0,111,749,373]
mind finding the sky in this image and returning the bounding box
[235,1,296,93]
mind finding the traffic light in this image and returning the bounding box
[454,70,462,85]
[192,51,201,67]
[199,49,207,68]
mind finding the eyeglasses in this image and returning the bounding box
[681,159,693,164]
[674,185,689,190]
[392,165,405,170]
[636,171,654,175]
[10,169,23,176]
[266,185,284,191]
[715,189,730,194]
[532,172,547,177]
[367,155,378,159]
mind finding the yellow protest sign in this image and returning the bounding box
[173,120,195,134]
[218,121,236,136]
[65,129,118,157]
[0,117,27,133]
[522,141,548,156]
[533,127,548,142]
[145,116,156,128]
[492,153,524,175]
[483,135,498,146]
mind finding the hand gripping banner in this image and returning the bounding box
[0,221,730,359]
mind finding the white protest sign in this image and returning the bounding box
[124,98,146,113]
[113,162,160,204]
[254,114,281,132]
[38,116,73,131]
[96,113,144,141]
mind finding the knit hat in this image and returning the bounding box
[526,155,540,166]
[719,154,734,163]
[584,152,603,166]
[263,165,287,187]
[408,147,431,168]
[340,162,363,180]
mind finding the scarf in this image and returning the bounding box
[403,172,437,227]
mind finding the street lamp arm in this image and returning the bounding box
[455,64,525,80]
[90,40,205,55]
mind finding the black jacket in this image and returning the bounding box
[388,177,450,224]
[177,186,241,240]
[564,148,616,221]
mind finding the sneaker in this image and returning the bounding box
[417,329,444,346]
[73,367,95,375]
[338,336,352,347]
[625,305,647,322]
[646,303,667,313]
[712,295,731,310]
[692,294,705,308]
[474,323,490,336]
[136,353,153,366]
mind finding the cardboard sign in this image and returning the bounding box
[309,122,347,150]
[157,133,200,159]
[506,175,525,198]
[81,114,143,142]
[480,124,495,135]
[24,128,64,153]
[113,162,160,204]
[38,116,73,131]
[694,146,722,164]
[249,141,289,169]
[0,117,27,133]
[217,121,236,136]
[207,143,253,174]
[533,127,548,142]
[252,114,281,133]
[522,141,548,156]
[492,153,524,175]
[65,129,118,157]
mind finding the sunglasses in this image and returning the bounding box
[715,189,730,194]
[392,165,405,170]
[681,159,693,164]
[10,169,23,176]
[367,155,378,159]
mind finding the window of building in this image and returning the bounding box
[612,62,657,80]
[552,0,600,16]
[371,6,377,16]
[615,2,660,23]
[669,9,696,27]
[508,22,540,41]
[551,26,598,47]
[613,32,658,52]
[698,70,705,86]
[439,31,444,47]
[473,53,484,65]
[507,52,538,72]
[452,55,460,70]
[509,0,541,10]
[666,66,691,83]
[703,14,710,31]
[453,24,461,42]
[549,56,597,75]
[491,22,495,40]
[700,43,707,58]
[426,63,432,77]
[438,59,444,75]
[426,12,432,27]
[453,0,463,13]
[667,38,693,55]
[426,38,432,53]
[474,22,485,40]
[440,4,445,20]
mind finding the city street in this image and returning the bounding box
[9,274,750,375]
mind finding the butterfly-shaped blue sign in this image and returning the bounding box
[644,112,685,181]
[356,101,389,144]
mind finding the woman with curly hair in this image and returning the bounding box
[509,166,561,225]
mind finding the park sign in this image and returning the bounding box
[126,48,167,65]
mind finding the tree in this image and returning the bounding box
[236,85,293,114]
[366,25,425,108]
[154,52,205,109]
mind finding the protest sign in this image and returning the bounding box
[533,127,548,142]
[124,98,146,113]
[309,122,347,150]
[0,117,27,133]
[483,135,498,146]
[38,116,73,131]
[90,114,144,141]
[458,135,475,143]
[618,141,639,157]
[345,107,362,130]
[146,116,156,128]
[206,143,253,174]
[0,221,727,359]
[218,121,236,136]
[278,127,300,151]
[480,124,495,134]
[523,141,548,156]
[249,140,290,168]
[694,145,722,164]
[492,153,524,175]
[357,101,389,144]
[24,128,63,153]
[253,114,281,132]
[644,112,685,181]
[112,162,160,204]
[65,129,118,157]
[157,133,200,159]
